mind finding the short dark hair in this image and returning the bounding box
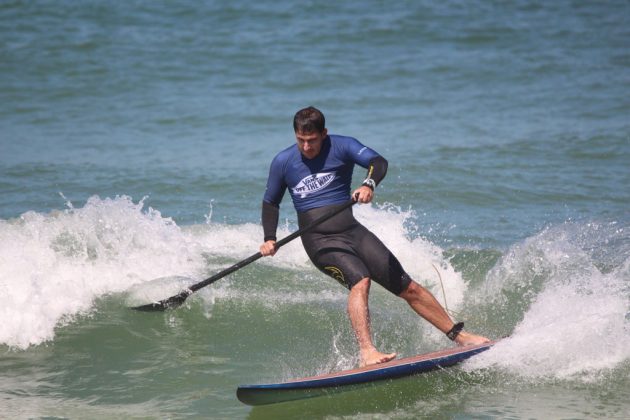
[293,106,326,133]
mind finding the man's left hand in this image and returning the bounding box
[352,185,373,203]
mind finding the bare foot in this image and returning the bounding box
[360,349,397,367]
[454,331,491,346]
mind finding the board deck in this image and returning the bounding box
[237,340,495,406]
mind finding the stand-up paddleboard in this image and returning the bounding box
[237,340,495,406]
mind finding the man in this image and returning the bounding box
[260,106,489,367]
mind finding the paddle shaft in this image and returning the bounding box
[132,199,356,310]
[189,199,354,292]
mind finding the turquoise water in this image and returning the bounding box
[1,1,629,418]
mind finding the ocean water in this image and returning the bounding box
[1,0,629,418]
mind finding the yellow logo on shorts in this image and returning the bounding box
[324,266,347,287]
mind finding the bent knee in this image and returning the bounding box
[350,277,371,291]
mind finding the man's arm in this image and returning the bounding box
[260,154,286,256]
[363,156,388,189]
[262,200,279,242]
[261,200,279,256]
[354,156,388,203]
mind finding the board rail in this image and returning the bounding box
[237,340,496,406]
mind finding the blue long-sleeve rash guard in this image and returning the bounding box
[263,134,381,212]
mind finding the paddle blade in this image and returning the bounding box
[131,289,192,312]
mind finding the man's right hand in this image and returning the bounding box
[260,240,277,257]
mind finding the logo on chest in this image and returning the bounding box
[291,172,336,198]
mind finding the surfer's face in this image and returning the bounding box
[296,129,327,159]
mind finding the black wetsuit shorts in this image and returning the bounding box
[298,203,412,295]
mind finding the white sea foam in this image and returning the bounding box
[354,203,467,311]
[8,195,627,382]
[0,197,467,350]
[467,220,630,381]
[0,195,206,349]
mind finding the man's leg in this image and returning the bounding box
[348,277,397,367]
[399,281,489,346]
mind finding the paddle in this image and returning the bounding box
[132,199,356,311]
